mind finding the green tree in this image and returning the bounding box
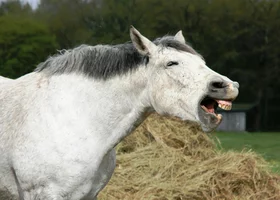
[37,0,95,48]
[0,0,33,16]
[0,15,58,78]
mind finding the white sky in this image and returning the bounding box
[0,0,40,9]
[21,0,40,9]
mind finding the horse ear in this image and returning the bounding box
[130,26,157,56]
[174,30,186,44]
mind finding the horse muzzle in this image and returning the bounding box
[197,78,239,132]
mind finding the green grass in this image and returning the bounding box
[213,132,280,174]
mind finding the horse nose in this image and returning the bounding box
[233,81,239,89]
[209,80,228,90]
[209,80,239,91]
[208,78,239,100]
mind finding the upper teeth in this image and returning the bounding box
[218,103,232,110]
[216,99,233,111]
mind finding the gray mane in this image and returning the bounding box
[35,36,200,80]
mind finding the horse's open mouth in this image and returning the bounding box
[200,96,233,122]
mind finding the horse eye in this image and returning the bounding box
[167,61,179,67]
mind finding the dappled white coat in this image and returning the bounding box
[0,27,239,200]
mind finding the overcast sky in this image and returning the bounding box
[1,0,40,9]
[22,0,39,9]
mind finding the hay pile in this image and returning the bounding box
[99,113,280,200]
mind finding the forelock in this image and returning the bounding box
[154,36,202,58]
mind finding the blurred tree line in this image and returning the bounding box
[0,0,280,130]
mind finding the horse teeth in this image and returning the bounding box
[218,103,232,111]
[218,103,225,110]
[224,104,232,110]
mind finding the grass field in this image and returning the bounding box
[213,132,280,174]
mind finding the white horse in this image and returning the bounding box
[0,27,239,200]
[0,76,12,83]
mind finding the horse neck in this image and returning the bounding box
[45,66,151,150]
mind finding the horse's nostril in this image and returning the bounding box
[211,81,227,89]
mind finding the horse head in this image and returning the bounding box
[130,26,239,132]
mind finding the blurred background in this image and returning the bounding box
[0,0,280,131]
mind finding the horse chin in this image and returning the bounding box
[199,113,223,133]
[197,103,223,133]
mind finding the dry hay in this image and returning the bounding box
[99,113,280,200]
